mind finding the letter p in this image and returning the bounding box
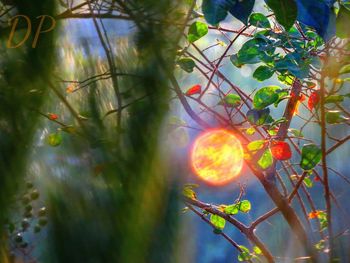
[32,15,56,48]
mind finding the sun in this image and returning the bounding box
[191,129,244,186]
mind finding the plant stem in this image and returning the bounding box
[319,74,334,261]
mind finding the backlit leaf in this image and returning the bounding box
[303,176,313,188]
[224,204,239,215]
[308,91,320,110]
[253,86,281,109]
[258,149,273,170]
[220,94,241,107]
[300,144,322,170]
[182,184,198,199]
[270,141,292,160]
[253,246,262,255]
[238,200,251,213]
[247,140,266,152]
[48,113,58,121]
[246,127,256,135]
[210,214,226,230]
[238,246,252,262]
[315,240,325,251]
[188,21,209,43]
[46,132,62,147]
[185,84,202,96]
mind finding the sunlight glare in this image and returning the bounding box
[191,129,244,186]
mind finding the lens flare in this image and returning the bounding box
[190,129,244,186]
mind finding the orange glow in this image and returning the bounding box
[191,129,244,186]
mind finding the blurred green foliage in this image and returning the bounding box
[0,0,190,262]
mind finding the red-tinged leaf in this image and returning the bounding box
[270,141,292,161]
[307,82,317,89]
[308,91,320,111]
[48,113,58,121]
[314,176,321,182]
[66,84,75,93]
[185,84,201,96]
[308,211,320,219]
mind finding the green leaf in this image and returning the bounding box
[177,58,196,73]
[245,140,267,162]
[237,44,261,64]
[253,86,281,109]
[326,111,348,124]
[238,200,251,213]
[325,95,344,104]
[268,128,278,136]
[265,0,297,30]
[315,240,325,251]
[258,149,273,170]
[303,176,313,188]
[278,74,295,85]
[230,54,244,68]
[246,127,256,135]
[288,128,304,137]
[233,38,275,67]
[182,184,198,199]
[339,64,350,75]
[229,0,255,25]
[274,89,289,107]
[249,13,271,28]
[247,140,266,152]
[300,144,322,170]
[253,66,275,81]
[305,81,317,89]
[238,246,252,262]
[224,204,239,215]
[46,132,62,147]
[213,228,222,234]
[336,6,350,39]
[318,211,328,231]
[247,108,271,125]
[253,246,262,255]
[202,0,232,25]
[187,21,208,43]
[220,94,241,107]
[275,54,310,79]
[210,214,226,230]
[269,117,287,128]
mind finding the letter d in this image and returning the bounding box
[7,15,31,49]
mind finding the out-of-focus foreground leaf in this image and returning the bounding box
[0,0,56,260]
[43,1,190,263]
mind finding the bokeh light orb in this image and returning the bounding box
[191,129,244,186]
